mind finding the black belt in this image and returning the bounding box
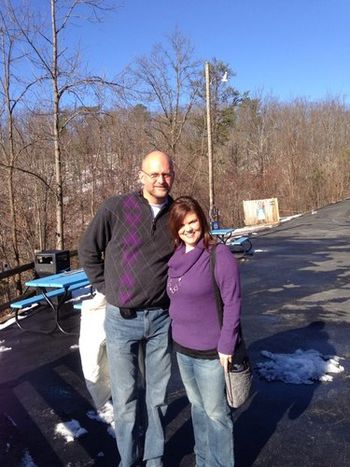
[119,306,165,319]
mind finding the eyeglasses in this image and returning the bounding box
[141,170,173,181]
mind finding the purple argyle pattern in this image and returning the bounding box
[118,195,143,305]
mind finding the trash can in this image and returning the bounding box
[34,250,70,277]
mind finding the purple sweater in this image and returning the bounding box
[167,240,241,355]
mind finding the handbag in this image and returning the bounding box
[210,245,253,408]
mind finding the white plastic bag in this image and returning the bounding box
[79,292,111,409]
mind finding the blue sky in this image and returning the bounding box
[41,0,350,103]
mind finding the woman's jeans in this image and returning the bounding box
[105,304,171,467]
[177,352,234,467]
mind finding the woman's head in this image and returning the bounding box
[168,196,214,249]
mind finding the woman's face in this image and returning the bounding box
[178,211,202,248]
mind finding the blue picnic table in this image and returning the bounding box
[25,269,88,289]
[11,269,91,334]
[211,228,235,244]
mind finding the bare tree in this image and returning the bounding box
[124,29,201,157]
[0,5,41,293]
[10,0,117,249]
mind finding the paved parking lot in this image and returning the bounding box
[0,199,349,466]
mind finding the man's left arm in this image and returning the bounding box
[79,202,113,294]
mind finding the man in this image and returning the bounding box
[79,151,175,467]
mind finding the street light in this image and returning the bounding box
[205,62,229,225]
[205,61,215,223]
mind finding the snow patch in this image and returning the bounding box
[0,339,12,352]
[20,449,38,466]
[257,349,344,384]
[55,419,88,442]
[86,401,115,437]
[280,214,303,222]
[87,401,114,425]
[0,316,18,330]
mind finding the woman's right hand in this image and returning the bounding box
[218,352,232,373]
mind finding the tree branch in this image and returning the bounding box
[0,161,53,192]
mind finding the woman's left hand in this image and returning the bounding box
[218,352,232,373]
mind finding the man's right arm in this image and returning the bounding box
[78,202,114,294]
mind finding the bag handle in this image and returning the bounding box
[209,245,246,362]
[209,244,224,327]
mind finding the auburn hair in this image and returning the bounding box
[168,196,216,249]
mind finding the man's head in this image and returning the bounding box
[139,151,175,204]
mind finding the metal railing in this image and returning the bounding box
[0,250,78,314]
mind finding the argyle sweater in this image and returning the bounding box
[79,191,173,309]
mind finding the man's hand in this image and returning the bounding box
[218,352,232,373]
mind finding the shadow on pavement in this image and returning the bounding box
[234,321,334,467]
[164,395,194,467]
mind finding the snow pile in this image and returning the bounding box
[55,419,88,442]
[257,349,344,384]
[0,339,12,352]
[54,405,114,445]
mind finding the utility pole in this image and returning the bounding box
[205,61,215,222]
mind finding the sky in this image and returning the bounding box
[52,0,350,104]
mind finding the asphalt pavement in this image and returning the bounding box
[0,199,349,466]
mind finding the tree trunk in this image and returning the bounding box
[51,0,64,249]
[2,33,22,294]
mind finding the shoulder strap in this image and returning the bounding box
[209,245,224,328]
[210,245,246,361]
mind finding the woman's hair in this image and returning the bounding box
[168,196,216,249]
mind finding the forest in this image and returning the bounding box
[1,1,350,302]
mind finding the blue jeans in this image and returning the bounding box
[105,304,171,467]
[177,353,234,467]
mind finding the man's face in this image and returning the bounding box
[139,153,175,204]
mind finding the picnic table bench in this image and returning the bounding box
[10,269,91,335]
[211,228,253,257]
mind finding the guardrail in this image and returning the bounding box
[0,262,34,281]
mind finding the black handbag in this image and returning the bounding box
[210,246,253,408]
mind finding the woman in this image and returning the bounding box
[167,196,241,467]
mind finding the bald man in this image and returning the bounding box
[79,151,175,467]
